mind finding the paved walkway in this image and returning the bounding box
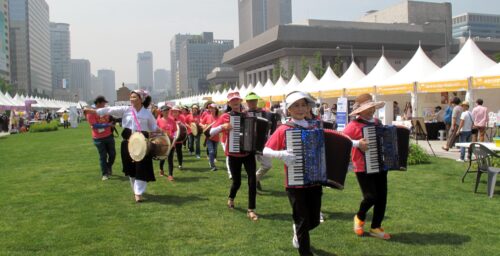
[412,138,462,160]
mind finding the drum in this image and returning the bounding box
[150,133,171,160]
[190,123,199,136]
[128,132,149,162]
[174,122,188,143]
[203,122,215,138]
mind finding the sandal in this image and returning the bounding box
[135,194,143,203]
[227,198,234,209]
[441,146,449,151]
[247,209,258,221]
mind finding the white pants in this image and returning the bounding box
[129,177,147,195]
[256,154,272,181]
[221,142,231,177]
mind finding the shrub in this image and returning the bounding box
[407,142,431,165]
[29,120,59,133]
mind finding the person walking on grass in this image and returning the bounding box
[201,103,220,171]
[86,96,116,181]
[471,98,488,142]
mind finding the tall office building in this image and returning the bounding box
[154,69,169,91]
[9,0,52,96]
[0,0,10,82]
[137,51,153,92]
[90,74,103,100]
[452,13,500,39]
[238,0,292,43]
[50,23,70,92]
[178,32,233,95]
[70,59,91,102]
[170,34,198,97]
[97,69,116,103]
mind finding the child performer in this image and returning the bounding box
[262,91,320,256]
[343,93,390,240]
[210,91,258,221]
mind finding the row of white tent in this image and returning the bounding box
[173,38,500,112]
[0,91,87,111]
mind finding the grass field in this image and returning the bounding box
[0,122,499,256]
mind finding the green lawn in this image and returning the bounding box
[0,123,499,256]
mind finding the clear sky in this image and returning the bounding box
[45,0,500,88]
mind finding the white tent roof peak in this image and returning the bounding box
[260,79,275,97]
[351,55,396,88]
[316,66,340,92]
[380,45,440,86]
[301,70,319,93]
[422,38,496,82]
[336,61,366,89]
[285,74,301,94]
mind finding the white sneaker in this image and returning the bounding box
[319,212,325,223]
[456,159,464,162]
[292,224,299,248]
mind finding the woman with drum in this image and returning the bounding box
[166,105,187,180]
[156,104,173,178]
[188,104,202,159]
[84,89,159,203]
[201,103,220,172]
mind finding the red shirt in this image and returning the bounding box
[212,112,249,157]
[184,114,193,134]
[343,118,380,173]
[86,113,113,139]
[157,116,175,140]
[201,113,220,142]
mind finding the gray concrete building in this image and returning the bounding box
[0,0,10,83]
[90,74,103,100]
[238,0,292,44]
[9,0,52,96]
[170,34,198,97]
[206,67,239,90]
[98,69,116,103]
[70,59,91,102]
[178,32,233,96]
[137,51,153,92]
[50,23,71,94]
[225,0,459,86]
[452,13,500,39]
[154,68,169,91]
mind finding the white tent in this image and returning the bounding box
[346,54,396,96]
[473,62,500,90]
[331,61,365,96]
[259,79,275,98]
[419,38,496,94]
[270,76,287,101]
[285,74,301,94]
[301,70,319,94]
[252,81,264,96]
[314,66,339,98]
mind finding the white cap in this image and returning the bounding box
[285,91,315,109]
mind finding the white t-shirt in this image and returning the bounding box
[459,110,474,132]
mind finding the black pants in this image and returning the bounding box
[228,154,256,210]
[355,171,388,229]
[287,186,322,256]
[161,143,183,176]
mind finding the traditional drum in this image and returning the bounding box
[203,122,215,138]
[173,122,188,143]
[128,132,149,162]
[150,133,171,160]
[190,122,202,136]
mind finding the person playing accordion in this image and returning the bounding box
[343,93,391,240]
[263,91,321,256]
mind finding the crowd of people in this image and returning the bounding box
[84,89,401,256]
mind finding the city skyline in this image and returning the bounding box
[45,0,500,89]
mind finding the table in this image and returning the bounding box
[392,120,446,140]
[455,142,500,152]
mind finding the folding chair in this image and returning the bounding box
[470,143,500,198]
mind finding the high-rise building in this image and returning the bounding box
[137,51,153,92]
[9,0,52,96]
[90,74,103,100]
[452,13,500,39]
[177,32,233,95]
[70,59,91,102]
[170,34,198,97]
[98,69,116,103]
[238,0,292,44]
[154,69,169,91]
[0,0,10,83]
[50,23,71,93]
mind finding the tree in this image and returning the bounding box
[332,56,344,77]
[287,61,295,81]
[0,78,14,94]
[272,61,287,82]
[300,56,309,80]
[494,52,500,62]
[312,51,326,78]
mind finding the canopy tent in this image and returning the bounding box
[377,45,440,95]
[285,74,301,94]
[300,70,319,96]
[270,76,287,101]
[259,79,275,98]
[473,62,500,89]
[329,60,365,97]
[252,81,264,97]
[419,38,496,93]
[314,66,339,98]
[345,54,396,97]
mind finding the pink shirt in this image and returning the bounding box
[471,105,488,127]
[86,113,113,139]
[343,119,382,173]
[201,114,220,142]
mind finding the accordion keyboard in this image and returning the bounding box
[286,129,305,186]
[229,115,241,153]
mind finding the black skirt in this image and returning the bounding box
[121,128,155,182]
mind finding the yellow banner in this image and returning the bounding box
[418,80,468,93]
[345,87,375,96]
[376,84,413,95]
[473,76,500,89]
[270,95,284,101]
[319,90,343,98]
